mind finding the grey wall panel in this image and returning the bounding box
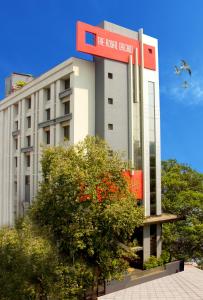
[95,21,139,159]
[104,59,129,159]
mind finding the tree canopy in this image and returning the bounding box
[29,136,143,298]
[162,159,203,264]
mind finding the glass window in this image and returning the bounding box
[108,123,113,130]
[46,109,51,121]
[26,154,30,167]
[15,157,18,168]
[26,97,31,109]
[27,116,31,129]
[108,73,113,79]
[64,101,70,115]
[15,121,18,130]
[46,87,51,101]
[25,175,30,185]
[64,78,70,90]
[108,98,113,104]
[64,125,70,140]
[25,175,30,203]
[14,104,19,115]
[27,136,31,147]
[148,82,156,216]
[15,138,18,150]
[46,130,50,145]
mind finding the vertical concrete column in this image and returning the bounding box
[0,111,4,226]
[156,223,162,258]
[9,106,14,225]
[55,80,62,145]
[4,108,10,224]
[34,92,39,197]
[139,29,150,217]
[155,78,162,216]
[20,99,25,207]
[30,94,35,203]
[50,82,55,146]
[38,89,45,182]
[143,225,150,261]
[17,101,22,217]
[128,55,134,168]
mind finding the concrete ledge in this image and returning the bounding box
[143,213,180,225]
[104,260,183,295]
[59,88,72,99]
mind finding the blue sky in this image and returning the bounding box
[0,0,203,171]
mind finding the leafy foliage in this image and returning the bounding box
[30,136,143,296]
[162,159,203,263]
[0,218,59,299]
[143,256,163,270]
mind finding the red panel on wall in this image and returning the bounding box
[143,44,156,70]
[76,21,156,71]
[123,170,143,200]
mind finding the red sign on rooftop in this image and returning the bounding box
[76,21,156,70]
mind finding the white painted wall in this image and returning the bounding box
[0,57,95,226]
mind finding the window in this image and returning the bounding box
[15,157,18,168]
[15,138,18,150]
[46,87,51,101]
[108,98,113,104]
[108,72,113,79]
[64,101,70,115]
[26,97,31,109]
[14,104,18,115]
[26,154,30,167]
[108,123,113,130]
[64,78,70,90]
[27,136,31,147]
[25,175,30,185]
[46,109,51,121]
[25,175,30,203]
[14,181,17,195]
[46,130,50,145]
[15,121,18,130]
[64,125,70,140]
[27,116,31,129]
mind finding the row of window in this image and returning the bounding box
[45,101,70,121]
[14,154,30,168]
[44,125,70,145]
[14,101,70,132]
[13,77,70,116]
[14,124,70,151]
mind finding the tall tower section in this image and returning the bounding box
[77,21,161,261]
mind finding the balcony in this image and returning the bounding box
[12,130,20,137]
[21,146,33,153]
[59,88,72,99]
[38,113,72,128]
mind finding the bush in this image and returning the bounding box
[143,256,164,270]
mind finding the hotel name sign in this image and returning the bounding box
[76,21,156,70]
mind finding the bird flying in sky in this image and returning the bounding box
[174,65,181,75]
[180,60,192,76]
[174,60,192,88]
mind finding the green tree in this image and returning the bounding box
[162,159,203,263]
[30,136,143,298]
[0,218,60,299]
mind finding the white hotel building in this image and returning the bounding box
[0,21,176,262]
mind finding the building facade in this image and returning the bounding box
[0,21,164,261]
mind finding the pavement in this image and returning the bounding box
[98,266,203,300]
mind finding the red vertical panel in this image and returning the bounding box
[143,44,156,70]
[123,170,143,200]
